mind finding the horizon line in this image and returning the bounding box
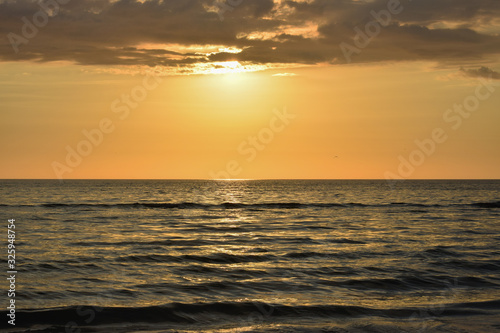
[1,178,500,181]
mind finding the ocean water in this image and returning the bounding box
[1,179,499,332]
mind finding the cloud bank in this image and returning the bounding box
[460,66,500,80]
[1,0,500,74]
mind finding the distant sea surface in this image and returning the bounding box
[1,180,500,332]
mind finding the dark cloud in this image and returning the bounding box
[0,0,499,72]
[460,66,500,80]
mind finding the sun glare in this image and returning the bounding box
[207,61,247,75]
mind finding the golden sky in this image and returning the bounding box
[1,0,499,179]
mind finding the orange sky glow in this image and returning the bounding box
[1,0,499,179]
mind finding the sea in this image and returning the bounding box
[0,179,499,332]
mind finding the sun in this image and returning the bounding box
[208,61,246,75]
[189,61,268,76]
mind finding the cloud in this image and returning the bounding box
[272,73,297,76]
[0,0,499,74]
[460,66,500,80]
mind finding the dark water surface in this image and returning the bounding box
[1,180,499,332]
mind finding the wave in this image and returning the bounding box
[72,239,215,247]
[39,202,358,209]
[419,246,465,258]
[2,200,498,210]
[2,299,498,329]
[317,275,498,290]
[471,201,500,208]
[117,252,276,264]
[432,259,500,272]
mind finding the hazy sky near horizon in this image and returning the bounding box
[1,0,499,179]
